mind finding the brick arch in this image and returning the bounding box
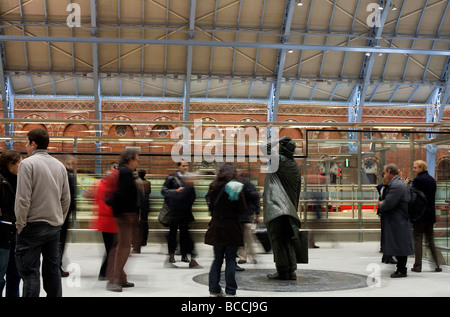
[363,120,387,140]
[57,115,97,137]
[393,121,423,140]
[436,155,450,181]
[103,115,139,137]
[239,117,258,123]
[145,116,174,138]
[16,114,53,135]
[280,119,303,140]
[310,120,346,139]
[197,116,222,138]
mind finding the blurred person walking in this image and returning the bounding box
[162,160,200,268]
[59,154,76,277]
[15,129,71,297]
[205,163,247,297]
[106,149,140,292]
[132,169,151,253]
[409,160,442,272]
[237,171,260,265]
[0,150,22,297]
[378,164,414,278]
[90,162,119,280]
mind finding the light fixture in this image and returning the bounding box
[296,0,303,6]
[392,4,397,10]
[288,49,294,53]
[365,52,371,57]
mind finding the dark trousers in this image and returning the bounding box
[107,213,136,284]
[59,211,71,269]
[0,239,21,297]
[209,246,238,296]
[99,232,116,278]
[15,222,62,297]
[266,216,298,273]
[413,223,440,268]
[168,220,194,256]
[395,256,407,274]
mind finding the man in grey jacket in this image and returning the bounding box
[15,129,71,297]
[378,164,413,278]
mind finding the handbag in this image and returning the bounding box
[297,230,309,264]
[158,175,183,227]
[158,202,172,227]
[0,220,15,250]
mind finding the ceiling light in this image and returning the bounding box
[365,52,371,57]
[392,5,397,10]
[296,0,303,6]
[288,49,294,53]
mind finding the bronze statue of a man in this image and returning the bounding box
[262,136,307,280]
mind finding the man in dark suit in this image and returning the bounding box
[409,160,442,272]
[378,164,414,278]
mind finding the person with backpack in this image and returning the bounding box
[205,163,247,297]
[408,160,442,273]
[378,164,414,278]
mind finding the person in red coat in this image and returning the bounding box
[90,162,119,280]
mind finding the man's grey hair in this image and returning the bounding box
[384,163,400,175]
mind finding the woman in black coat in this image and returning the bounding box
[0,150,22,297]
[205,163,246,297]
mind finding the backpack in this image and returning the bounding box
[408,187,427,221]
[104,169,119,208]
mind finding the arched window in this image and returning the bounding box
[437,158,450,181]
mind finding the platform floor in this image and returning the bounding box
[53,240,450,298]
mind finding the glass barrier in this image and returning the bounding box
[2,124,449,263]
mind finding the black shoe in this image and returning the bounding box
[181,255,190,263]
[236,265,245,272]
[390,271,407,278]
[267,271,296,280]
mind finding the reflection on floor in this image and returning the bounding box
[24,241,450,297]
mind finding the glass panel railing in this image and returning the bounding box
[3,122,448,261]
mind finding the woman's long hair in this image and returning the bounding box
[209,162,237,192]
[0,150,22,174]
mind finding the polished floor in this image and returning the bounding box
[52,240,450,298]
